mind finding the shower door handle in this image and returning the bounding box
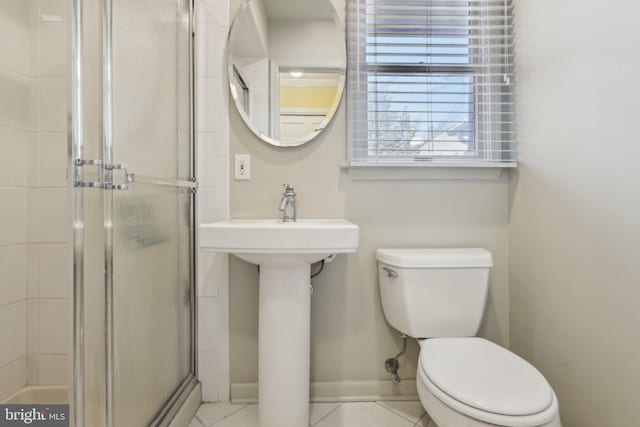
[104,163,133,190]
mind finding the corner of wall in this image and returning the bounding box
[195,0,232,403]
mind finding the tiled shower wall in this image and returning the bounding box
[0,0,31,402]
[0,0,70,401]
[196,0,232,402]
[2,0,229,402]
[26,0,70,389]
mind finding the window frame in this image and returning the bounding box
[346,0,517,172]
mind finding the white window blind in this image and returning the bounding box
[347,0,516,166]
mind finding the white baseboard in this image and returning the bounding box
[168,383,202,427]
[231,380,418,404]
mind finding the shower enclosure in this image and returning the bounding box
[70,0,197,426]
[0,0,197,426]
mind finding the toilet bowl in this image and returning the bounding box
[417,338,561,427]
[376,249,562,427]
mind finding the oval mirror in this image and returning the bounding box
[228,0,346,147]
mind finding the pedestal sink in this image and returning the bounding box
[200,219,359,427]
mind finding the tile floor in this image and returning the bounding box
[189,401,436,427]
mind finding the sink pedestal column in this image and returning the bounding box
[258,264,311,427]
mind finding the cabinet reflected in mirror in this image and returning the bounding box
[228,0,346,147]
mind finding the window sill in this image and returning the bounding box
[340,161,517,181]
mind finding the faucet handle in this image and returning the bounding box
[283,183,295,194]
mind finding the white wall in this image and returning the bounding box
[510,1,640,426]
[225,0,509,399]
[196,0,232,402]
[228,107,510,395]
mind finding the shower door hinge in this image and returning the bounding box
[74,159,134,190]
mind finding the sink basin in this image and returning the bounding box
[200,219,359,267]
[199,218,359,427]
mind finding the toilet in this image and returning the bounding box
[377,248,562,427]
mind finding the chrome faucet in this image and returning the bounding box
[279,184,296,222]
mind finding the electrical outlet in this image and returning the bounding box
[234,154,251,180]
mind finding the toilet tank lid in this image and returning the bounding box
[376,248,493,268]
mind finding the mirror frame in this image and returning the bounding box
[227,0,346,148]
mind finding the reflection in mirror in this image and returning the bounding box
[231,65,250,117]
[228,0,346,147]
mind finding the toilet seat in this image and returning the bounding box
[418,338,560,427]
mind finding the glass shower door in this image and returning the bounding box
[107,0,195,425]
[70,0,196,426]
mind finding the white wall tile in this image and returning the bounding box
[0,301,27,367]
[0,69,30,130]
[38,354,68,385]
[217,255,229,291]
[27,133,38,186]
[198,0,230,26]
[30,188,68,242]
[197,23,227,79]
[215,200,230,221]
[0,188,28,246]
[215,157,230,201]
[38,299,68,354]
[26,353,39,385]
[0,0,70,392]
[215,114,230,158]
[28,76,39,131]
[0,0,30,75]
[37,0,69,20]
[217,77,229,114]
[198,132,218,187]
[216,374,230,401]
[38,243,69,298]
[198,297,219,352]
[215,288,229,333]
[27,244,40,298]
[197,186,218,224]
[0,356,26,402]
[198,350,219,402]
[0,126,29,187]
[218,254,229,290]
[196,0,231,402]
[37,77,67,132]
[198,251,223,297]
[197,78,221,132]
[39,23,68,77]
[0,245,28,307]
[27,300,39,354]
[35,133,67,187]
[27,0,39,78]
[216,332,229,376]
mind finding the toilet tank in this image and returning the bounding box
[377,249,493,339]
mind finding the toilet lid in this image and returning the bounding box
[420,338,553,416]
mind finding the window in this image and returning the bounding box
[347,0,516,167]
